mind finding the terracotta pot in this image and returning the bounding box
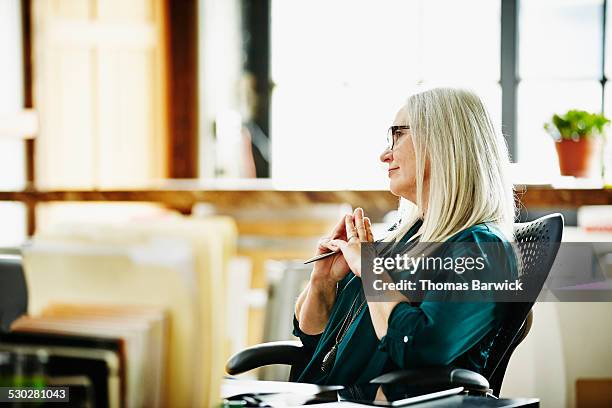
[554,137,602,178]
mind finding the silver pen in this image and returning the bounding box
[303,250,339,264]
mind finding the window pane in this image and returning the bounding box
[517,80,601,178]
[0,0,25,190]
[271,82,397,189]
[519,0,603,79]
[271,0,421,85]
[0,0,23,111]
[421,0,500,82]
[271,0,501,188]
[605,0,612,78]
[0,202,26,247]
[0,140,25,190]
[271,0,421,188]
[419,80,502,127]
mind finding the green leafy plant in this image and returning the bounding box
[544,109,610,140]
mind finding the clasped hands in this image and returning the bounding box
[318,207,374,279]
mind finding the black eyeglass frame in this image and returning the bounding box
[386,125,410,150]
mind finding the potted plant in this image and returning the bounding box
[544,109,609,178]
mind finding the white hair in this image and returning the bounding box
[386,87,516,243]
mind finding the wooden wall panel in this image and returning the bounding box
[32,0,167,189]
[33,28,96,188]
[165,0,198,178]
[97,48,159,187]
[97,0,153,21]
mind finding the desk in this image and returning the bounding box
[221,379,539,407]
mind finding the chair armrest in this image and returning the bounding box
[225,340,308,375]
[370,366,490,395]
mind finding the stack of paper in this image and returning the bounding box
[22,214,237,407]
[10,304,168,407]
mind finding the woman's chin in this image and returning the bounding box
[388,182,402,197]
[388,181,416,201]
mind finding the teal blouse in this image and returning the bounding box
[292,219,518,385]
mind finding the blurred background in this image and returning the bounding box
[0,0,611,407]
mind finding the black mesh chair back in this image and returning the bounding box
[0,255,28,332]
[483,213,564,396]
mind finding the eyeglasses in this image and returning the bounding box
[386,125,410,150]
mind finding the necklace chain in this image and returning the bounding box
[321,295,366,372]
[335,296,366,344]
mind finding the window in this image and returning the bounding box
[270,0,501,189]
[0,0,26,247]
[517,0,606,182]
[268,0,612,187]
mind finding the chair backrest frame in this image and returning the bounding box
[483,213,564,396]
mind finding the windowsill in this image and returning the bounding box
[3,177,609,193]
[508,163,611,189]
[0,183,610,214]
[515,179,610,189]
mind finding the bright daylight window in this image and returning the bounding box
[517,0,608,182]
[270,0,500,189]
[0,0,27,247]
[271,0,612,188]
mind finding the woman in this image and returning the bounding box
[293,87,518,385]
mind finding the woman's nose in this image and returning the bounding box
[380,148,392,163]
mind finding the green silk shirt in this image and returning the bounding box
[292,219,518,385]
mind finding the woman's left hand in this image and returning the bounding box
[324,207,374,277]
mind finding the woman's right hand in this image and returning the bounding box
[296,214,353,333]
[310,215,352,285]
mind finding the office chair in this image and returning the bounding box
[226,214,564,397]
[0,255,28,332]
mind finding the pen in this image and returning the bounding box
[303,250,339,264]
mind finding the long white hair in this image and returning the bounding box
[386,87,516,243]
